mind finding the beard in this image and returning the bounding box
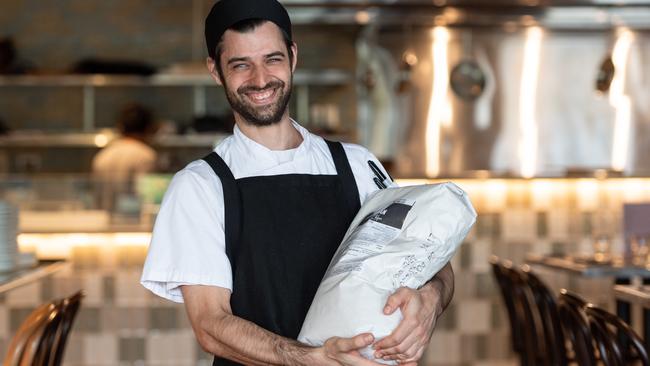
[224,76,293,127]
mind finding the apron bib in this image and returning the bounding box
[202,140,360,366]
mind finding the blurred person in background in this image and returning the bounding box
[92,103,158,211]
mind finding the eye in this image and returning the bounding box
[232,63,249,70]
[268,57,283,64]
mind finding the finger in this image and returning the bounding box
[331,333,375,353]
[397,346,425,365]
[384,287,412,315]
[374,315,419,350]
[375,331,420,359]
[337,352,386,366]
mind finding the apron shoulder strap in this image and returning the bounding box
[201,152,241,275]
[324,139,361,216]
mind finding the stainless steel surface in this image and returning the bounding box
[282,0,650,5]
[285,3,650,29]
[357,25,650,177]
[526,254,650,277]
[614,284,650,306]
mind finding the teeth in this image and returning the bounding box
[249,89,274,101]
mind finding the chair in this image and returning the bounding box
[3,303,57,366]
[521,266,569,366]
[585,304,649,366]
[490,257,546,366]
[2,291,84,366]
[45,291,84,366]
[490,256,523,356]
[557,289,597,366]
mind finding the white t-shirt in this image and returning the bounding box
[92,138,157,181]
[141,121,393,303]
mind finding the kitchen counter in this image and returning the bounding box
[0,260,68,294]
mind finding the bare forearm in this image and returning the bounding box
[201,313,314,366]
[420,262,455,312]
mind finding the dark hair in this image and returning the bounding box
[118,103,155,136]
[213,18,294,80]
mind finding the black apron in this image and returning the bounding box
[202,140,361,366]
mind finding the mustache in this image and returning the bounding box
[237,80,285,95]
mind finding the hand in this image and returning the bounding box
[311,333,385,366]
[372,286,443,364]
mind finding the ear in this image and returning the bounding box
[290,42,298,73]
[206,57,223,86]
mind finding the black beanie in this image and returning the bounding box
[204,0,292,59]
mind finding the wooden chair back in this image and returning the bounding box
[586,304,649,366]
[557,289,597,366]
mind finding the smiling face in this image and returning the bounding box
[208,21,297,127]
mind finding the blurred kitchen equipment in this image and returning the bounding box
[397,23,417,94]
[623,203,650,262]
[72,58,156,76]
[0,201,19,272]
[450,31,486,102]
[595,55,615,94]
[310,104,341,133]
[592,234,612,263]
[0,36,31,74]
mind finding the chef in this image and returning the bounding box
[140,1,454,365]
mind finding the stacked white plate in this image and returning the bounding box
[0,202,19,272]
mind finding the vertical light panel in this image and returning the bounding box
[425,26,450,177]
[519,27,543,178]
[610,28,634,172]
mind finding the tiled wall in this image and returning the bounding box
[3,178,650,365]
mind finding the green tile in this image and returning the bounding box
[460,245,472,270]
[491,302,503,329]
[116,307,149,331]
[551,242,566,256]
[537,211,548,238]
[196,342,213,360]
[436,303,456,330]
[75,307,101,332]
[119,336,146,361]
[475,273,497,299]
[492,214,502,239]
[474,334,488,360]
[40,277,53,302]
[582,212,593,236]
[103,275,115,303]
[149,307,178,330]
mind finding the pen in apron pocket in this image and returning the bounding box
[368,160,391,188]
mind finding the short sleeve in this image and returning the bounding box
[342,143,398,206]
[140,162,233,303]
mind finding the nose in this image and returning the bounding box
[250,65,272,88]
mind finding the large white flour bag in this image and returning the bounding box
[298,182,476,364]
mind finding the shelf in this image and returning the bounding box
[0,131,351,149]
[0,133,228,149]
[0,69,352,87]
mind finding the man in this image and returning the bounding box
[93,103,157,210]
[141,1,454,365]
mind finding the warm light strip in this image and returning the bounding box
[425,26,451,177]
[519,27,543,179]
[18,232,151,259]
[610,28,634,172]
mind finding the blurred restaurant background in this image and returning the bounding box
[2,0,650,365]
